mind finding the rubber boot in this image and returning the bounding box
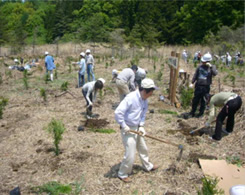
[50,73,53,81]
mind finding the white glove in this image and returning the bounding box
[139,127,146,136]
[122,125,130,134]
[205,122,210,127]
[206,63,212,67]
[189,84,194,88]
[87,102,93,108]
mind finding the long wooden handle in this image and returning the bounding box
[189,120,216,134]
[129,130,179,147]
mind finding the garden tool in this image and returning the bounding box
[129,130,184,161]
[189,120,216,135]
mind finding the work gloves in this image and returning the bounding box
[206,63,212,67]
[139,127,146,136]
[122,125,131,134]
[87,102,93,108]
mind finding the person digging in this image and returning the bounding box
[82,78,105,119]
[205,92,242,141]
[115,78,159,183]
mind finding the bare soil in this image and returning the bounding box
[0,46,244,194]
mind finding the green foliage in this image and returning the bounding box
[105,62,109,69]
[45,74,49,84]
[32,181,72,195]
[130,55,140,66]
[180,87,194,109]
[68,64,72,73]
[0,97,8,119]
[157,70,162,81]
[40,88,47,102]
[45,119,66,155]
[89,128,116,134]
[226,156,244,167]
[71,176,85,195]
[158,109,178,115]
[23,69,29,89]
[60,81,69,91]
[197,176,224,195]
[5,70,12,78]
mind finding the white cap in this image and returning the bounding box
[141,78,158,89]
[98,78,105,84]
[86,49,91,53]
[112,69,118,75]
[80,52,85,57]
[201,53,212,62]
[179,69,185,73]
[45,51,49,55]
[14,59,18,62]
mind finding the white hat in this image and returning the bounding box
[201,53,212,62]
[141,78,158,89]
[112,69,118,75]
[86,49,91,53]
[179,69,185,73]
[80,52,85,57]
[14,59,18,62]
[98,78,105,84]
[45,51,49,55]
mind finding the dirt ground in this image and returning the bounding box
[0,46,244,194]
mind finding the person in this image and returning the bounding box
[82,78,105,119]
[44,51,56,81]
[76,52,86,87]
[197,51,202,62]
[111,69,120,83]
[116,65,138,101]
[205,92,242,141]
[85,49,95,82]
[226,52,232,67]
[115,78,159,183]
[135,67,147,87]
[188,52,218,118]
[182,50,188,63]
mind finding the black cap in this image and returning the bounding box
[131,65,138,71]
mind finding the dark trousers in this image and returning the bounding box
[82,89,93,112]
[213,96,242,140]
[190,85,210,115]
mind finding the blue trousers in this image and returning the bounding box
[87,64,95,82]
[78,73,85,87]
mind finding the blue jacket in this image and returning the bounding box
[45,55,55,70]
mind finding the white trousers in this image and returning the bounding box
[116,79,129,102]
[118,126,153,179]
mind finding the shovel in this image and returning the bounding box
[189,120,216,135]
[129,130,184,161]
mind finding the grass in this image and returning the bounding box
[158,109,178,115]
[226,156,244,167]
[197,176,224,195]
[89,128,116,134]
[31,181,72,195]
[0,97,8,119]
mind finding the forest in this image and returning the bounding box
[0,0,244,51]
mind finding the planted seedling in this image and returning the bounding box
[0,97,8,119]
[180,86,194,109]
[196,176,224,195]
[61,81,69,91]
[40,88,47,102]
[44,119,66,155]
[23,69,29,89]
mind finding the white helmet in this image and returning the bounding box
[112,69,118,75]
[86,49,91,53]
[45,51,49,55]
[201,53,212,62]
[98,78,105,84]
[14,59,18,62]
[141,78,157,89]
[80,52,85,57]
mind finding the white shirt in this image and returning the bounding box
[115,90,148,128]
[86,54,94,65]
[82,81,97,105]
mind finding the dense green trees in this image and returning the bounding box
[0,0,244,47]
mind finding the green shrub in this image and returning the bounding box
[197,176,224,195]
[32,181,72,195]
[44,74,49,84]
[45,119,66,155]
[40,88,47,102]
[61,81,69,91]
[90,128,116,134]
[226,156,244,167]
[105,62,109,69]
[180,87,194,109]
[0,97,8,119]
[157,70,163,81]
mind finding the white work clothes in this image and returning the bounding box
[85,54,94,65]
[115,90,147,128]
[78,58,86,75]
[115,90,153,179]
[117,68,136,91]
[135,67,146,80]
[118,126,153,179]
[82,81,97,105]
